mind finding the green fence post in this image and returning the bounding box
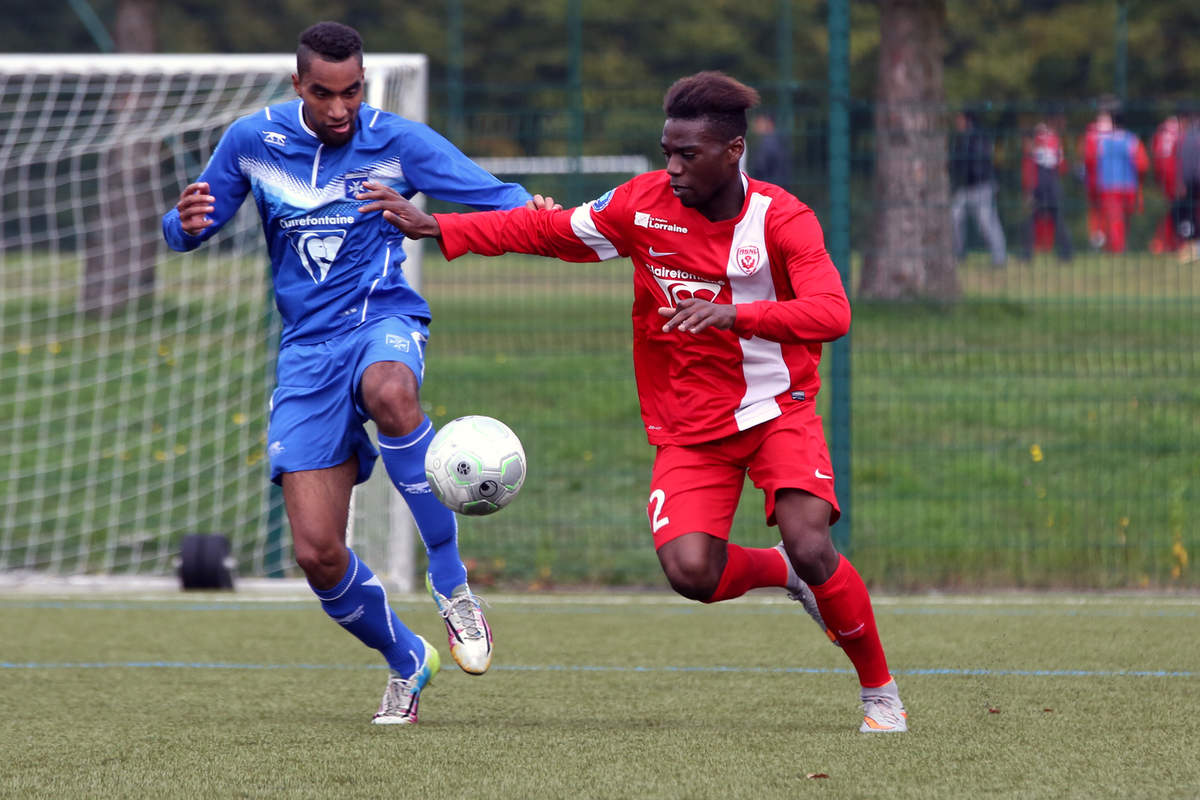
[447,0,466,144]
[776,0,794,153]
[827,0,852,554]
[567,0,584,202]
[1115,0,1128,100]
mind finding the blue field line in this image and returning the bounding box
[0,661,1192,678]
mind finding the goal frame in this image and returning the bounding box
[0,53,426,590]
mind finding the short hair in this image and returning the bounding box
[663,71,760,141]
[297,21,363,76]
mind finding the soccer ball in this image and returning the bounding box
[424,415,527,516]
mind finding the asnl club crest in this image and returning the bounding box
[736,244,762,275]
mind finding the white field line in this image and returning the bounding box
[0,572,1196,608]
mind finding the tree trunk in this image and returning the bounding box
[859,0,958,301]
[79,0,160,317]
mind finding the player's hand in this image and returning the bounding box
[357,181,441,239]
[176,182,215,236]
[526,193,562,211]
[658,298,736,334]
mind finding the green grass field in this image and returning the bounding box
[2,586,1197,799]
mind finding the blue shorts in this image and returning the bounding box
[267,316,429,485]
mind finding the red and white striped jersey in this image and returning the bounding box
[433,170,850,446]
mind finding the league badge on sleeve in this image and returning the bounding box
[591,188,615,212]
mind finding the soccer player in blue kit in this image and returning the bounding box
[163,21,555,725]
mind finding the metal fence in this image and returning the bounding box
[415,91,1198,590]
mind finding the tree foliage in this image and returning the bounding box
[8,0,1196,102]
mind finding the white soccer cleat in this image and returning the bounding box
[774,542,838,645]
[427,574,493,675]
[372,635,440,725]
[860,677,908,733]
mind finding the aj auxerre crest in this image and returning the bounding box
[343,171,370,200]
[736,244,762,275]
[290,230,344,284]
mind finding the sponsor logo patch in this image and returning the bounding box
[289,230,345,284]
[262,131,287,147]
[634,211,688,233]
[646,264,724,307]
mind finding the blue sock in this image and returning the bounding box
[378,417,469,595]
[312,549,426,676]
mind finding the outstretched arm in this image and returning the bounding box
[360,181,603,264]
[356,182,559,239]
[356,182,443,238]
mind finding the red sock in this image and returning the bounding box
[705,544,788,603]
[809,556,892,688]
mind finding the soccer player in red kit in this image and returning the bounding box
[357,71,908,733]
[1150,112,1184,254]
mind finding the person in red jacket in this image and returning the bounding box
[1083,106,1150,254]
[1078,119,1105,249]
[358,71,908,734]
[1150,111,1184,254]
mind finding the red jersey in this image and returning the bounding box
[1023,125,1066,192]
[1151,116,1181,196]
[434,171,850,446]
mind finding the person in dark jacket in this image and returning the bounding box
[950,111,1007,267]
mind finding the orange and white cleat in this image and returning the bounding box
[860,677,908,733]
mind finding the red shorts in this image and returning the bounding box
[645,399,840,549]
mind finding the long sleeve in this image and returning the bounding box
[731,207,850,344]
[161,122,251,252]
[399,123,531,211]
[435,205,610,263]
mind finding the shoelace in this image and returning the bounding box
[443,593,485,639]
[380,674,417,714]
[862,695,905,726]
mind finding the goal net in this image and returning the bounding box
[0,54,426,586]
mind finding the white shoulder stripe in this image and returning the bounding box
[264,106,272,121]
[730,191,788,429]
[570,204,619,260]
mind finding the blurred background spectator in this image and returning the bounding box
[950,110,1007,267]
[1020,120,1073,261]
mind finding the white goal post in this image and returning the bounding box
[0,54,425,588]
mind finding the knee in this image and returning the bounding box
[294,538,349,589]
[659,549,723,602]
[365,379,422,436]
[781,531,839,585]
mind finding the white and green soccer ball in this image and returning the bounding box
[424,415,527,515]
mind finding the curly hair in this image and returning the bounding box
[297,21,363,76]
[662,71,760,141]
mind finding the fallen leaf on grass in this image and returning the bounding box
[1043,708,1054,713]
[806,773,830,780]
[988,707,1001,714]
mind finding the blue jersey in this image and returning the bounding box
[162,99,531,346]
